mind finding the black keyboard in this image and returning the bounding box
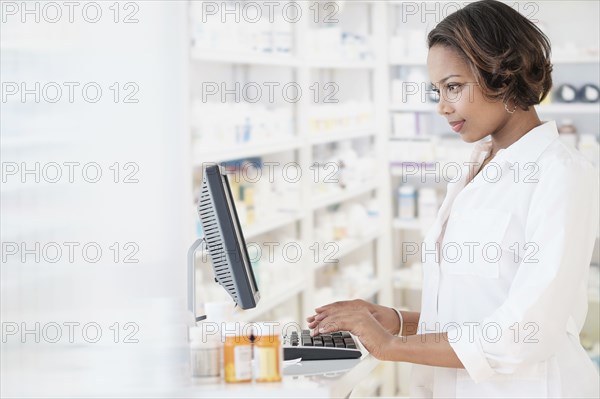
[282,329,362,361]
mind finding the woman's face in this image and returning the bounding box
[427,45,509,142]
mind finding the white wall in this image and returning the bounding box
[1,2,190,396]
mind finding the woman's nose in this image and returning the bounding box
[437,96,454,116]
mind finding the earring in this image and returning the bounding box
[504,102,517,114]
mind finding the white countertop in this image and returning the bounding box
[173,355,381,398]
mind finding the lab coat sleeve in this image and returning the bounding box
[447,156,600,383]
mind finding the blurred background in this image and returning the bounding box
[1,1,598,397]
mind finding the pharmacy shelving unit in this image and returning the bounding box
[386,2,600,394]
[187,2,395,395]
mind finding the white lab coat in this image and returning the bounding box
[409,121,600,398]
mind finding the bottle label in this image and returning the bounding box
[254,346,279,380]
[234,345,252,381]
[192,348,220,378]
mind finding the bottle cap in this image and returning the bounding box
[190,325,221,346]
[220,322,253,344]
[249,322,281,337]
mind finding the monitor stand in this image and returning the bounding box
[188,237,207,323]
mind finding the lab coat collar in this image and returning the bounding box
[478,120,559,165]
[429,121,560,256]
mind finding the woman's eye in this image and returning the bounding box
[446,83,462,92]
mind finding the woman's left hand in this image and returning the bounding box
[307,307,394,360]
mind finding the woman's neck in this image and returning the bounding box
[489,108,542,156]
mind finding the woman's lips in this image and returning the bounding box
[449,120,465,133]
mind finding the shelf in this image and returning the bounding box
[309,128,377,145]
[389,57,426,66]
[306,59,377,69]
[552,55,600,64]
[356,280,382,300]
[390,103,599,114]
[235,278,306,322]
[536,104,599,114]
[190,48,297,67]
[190,50,378,69]
[312,229,381,271]
[390,163,459,181]
[193,139,302,164]
[390,56,600,66]
[392,218,423,231]
[312,183,377,209]
[243,212,304,239]
[321,279,382,305]
[390,103,437,112]
[389,136,432,142]
[393,280,422,291]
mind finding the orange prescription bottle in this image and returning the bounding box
[223,333,252,383]
[252,324,282,383]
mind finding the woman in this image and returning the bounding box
[307,1,599,397]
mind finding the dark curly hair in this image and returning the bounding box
[427,0,553,110]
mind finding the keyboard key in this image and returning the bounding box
[283,330,361,361]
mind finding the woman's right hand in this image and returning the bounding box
[306,299,402,336]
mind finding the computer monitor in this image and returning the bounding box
[189,164,260,321]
